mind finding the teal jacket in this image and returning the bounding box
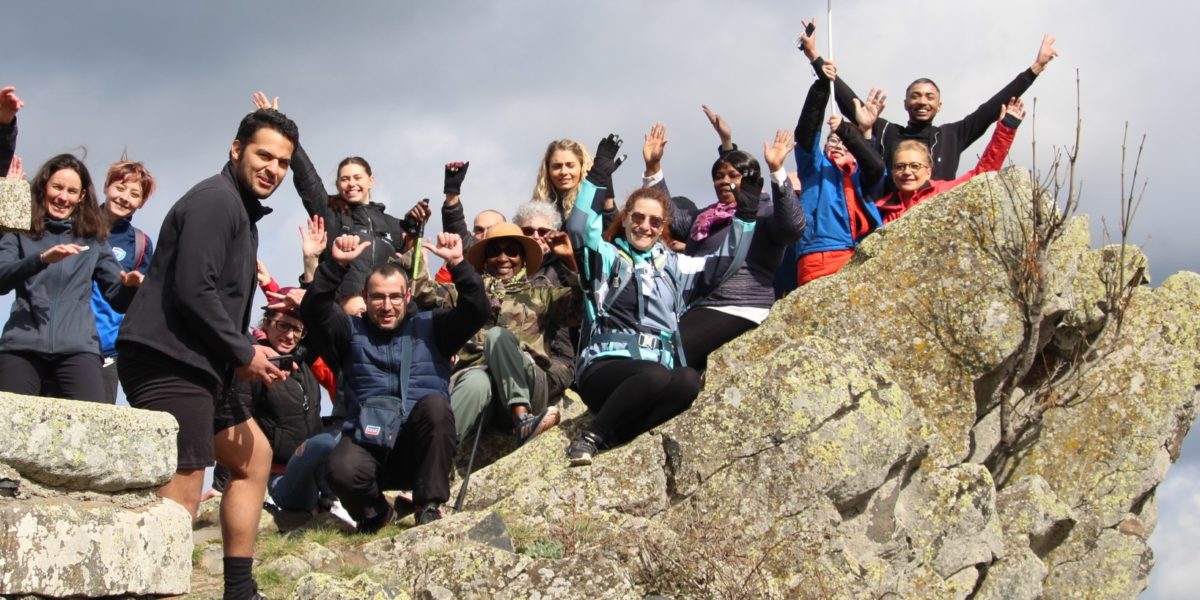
[566,180,754,376]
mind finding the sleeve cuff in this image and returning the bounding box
[642,170,664,188]
[770,168,788,187]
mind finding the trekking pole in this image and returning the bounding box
[453,415,486,511]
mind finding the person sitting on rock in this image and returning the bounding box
[212,289,337,514]
[300,231,487,532]
[449,221,580,446]
[875,97,1025,224]
[564,134,760,466]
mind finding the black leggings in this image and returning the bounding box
[578,359,702,444]
[678,307,757,371]
[0,351,107,403]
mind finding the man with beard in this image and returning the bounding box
[118,108,297,600]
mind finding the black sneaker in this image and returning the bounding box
[416,503,443,525]
[355,503,394,534]
[514,406,560,445]
[566,431,603,466]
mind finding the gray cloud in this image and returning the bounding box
[2,1,1196,594]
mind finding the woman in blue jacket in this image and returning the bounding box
[564,134,759,466]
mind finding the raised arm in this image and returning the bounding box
[834,115,886,189]
[439,161,472,245]
[426,232,488,358]
[951,98,1025,186]
[795,61,834,155]
[948,35,1053,150]
[701,105,735,155]
[251,92,332,219]
[0,86,22,176]
[762,129,805,244]
[300,234,369,367]
[566,134,625,283]
[640,122,672,196]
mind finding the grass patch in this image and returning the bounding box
[253,567,291,599]
[520,539,565,560]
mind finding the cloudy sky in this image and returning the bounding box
[3,1,1196,596]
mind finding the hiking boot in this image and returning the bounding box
[566,430,604,466]
[416,503,443,526]
[514,406,561,445]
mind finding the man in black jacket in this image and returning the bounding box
[301,231,488,532]
[797,22,1057,181]
[117,108,297,600]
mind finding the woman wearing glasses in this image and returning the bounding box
[876,97,1025,224]
[563,134,762,466]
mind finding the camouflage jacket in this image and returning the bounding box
[455,268,581,399]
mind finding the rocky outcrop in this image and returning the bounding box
[0,393,192,597]
[286,167,1197,599]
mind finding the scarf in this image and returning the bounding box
[689,201,738,241]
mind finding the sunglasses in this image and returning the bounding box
[520,226,553,238]
[485,241,523,258]
[630,211,664,229]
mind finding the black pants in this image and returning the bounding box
[578,359,702,444]
[0,351,107,403]
[326,394,457,523]
[678,307,757,371]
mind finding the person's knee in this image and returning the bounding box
[325,441,368,492]
[214,420,272,480]
[483,327,518,356]
[674,367,702,397]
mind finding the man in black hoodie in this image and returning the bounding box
[797,22,1057,181]
[117,108,298,600]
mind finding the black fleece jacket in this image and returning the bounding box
[828,58,1038,180]
[119,163,269,387]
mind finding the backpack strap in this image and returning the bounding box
[133,229,148,271]
[399,318,414,407]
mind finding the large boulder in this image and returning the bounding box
[218,167,1195,599]
[0,395,191,597]
[0,392,178,491]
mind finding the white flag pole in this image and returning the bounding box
[827,0,835,117]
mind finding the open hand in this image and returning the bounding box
[642,122,668,175]
[1001,97,1026,122]
[701,105,733,148]
[5,155,23,181]
[40,243,85,265]
[252,91,280,110]
[763,129,796,173]
[1031,34,1058,75]
[300,215,327,259]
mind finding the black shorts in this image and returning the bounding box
[117,343,250,470]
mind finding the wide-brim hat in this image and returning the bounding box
[466,222,543,276]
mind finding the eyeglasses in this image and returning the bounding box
[630,211,664,229]
[520,226,553,238]
[485,241,523,258]
[267,318,305,338]
[366,292,409,306]
[892,162,929,174]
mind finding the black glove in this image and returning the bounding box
[734,165,763,222]
[444,161,469,195]
[585,134,626,190]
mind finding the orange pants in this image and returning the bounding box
[798,249,854,286]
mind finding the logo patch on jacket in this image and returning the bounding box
[364,425,381,436]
